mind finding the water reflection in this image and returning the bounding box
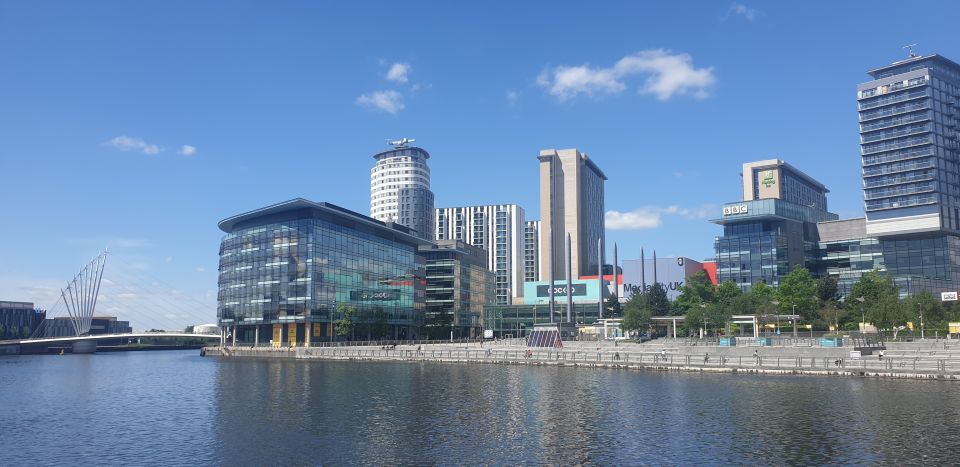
[3,352,960,465]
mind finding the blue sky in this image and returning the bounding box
[2,1,959,326]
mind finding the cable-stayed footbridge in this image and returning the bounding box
[1,251,220,354]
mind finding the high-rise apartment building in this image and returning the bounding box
[435,204,525,305]
[858,54,960,236]
[524,220,540,283]
[538,148,607,281]
[370,140,434,239]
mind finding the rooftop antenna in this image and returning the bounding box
[903,44,918,58]
[387,137,416,149]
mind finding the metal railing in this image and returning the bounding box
[217,346,960,374]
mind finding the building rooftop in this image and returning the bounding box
[218,198,433,246]
[743,159,829,192]
[538,148,608,181]
[867,54,960,79]
[372,146,431,160]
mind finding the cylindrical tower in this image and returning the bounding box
[370,140,434,239]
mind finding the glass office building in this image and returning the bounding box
[419,240,494,339]
[713,199,838,291]
[217,199,429,345]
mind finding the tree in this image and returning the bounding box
[0,324,5,338]
[334,303,357,339]
[604,294,622,318]
[621,293,652,335]
[674,271,716,313]
[816,276,839,303]
[21,326,30,339]
[646,283,671,316]
[850,270,905,333]
[818,299,847,333]
[184,325,195,333]
[715,280,743,305]
[903,291,944,335]
[775,267,818,322]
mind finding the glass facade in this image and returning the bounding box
[483,303,600,338]
[809,236,884,298]
[713,199,838,291]
[218,200,427,345]
[420,240,494,339]
[859,55,960,232]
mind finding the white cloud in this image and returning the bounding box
[606,204,718,230]
[195,267,205,273]
[165,256,173,263]
[386,62,411,83]
[727,3,759,21]
[538,49,716,101]
[103,135,162,155]
[356,90,405,114]
[177,145,197,156]
[606,208,664,230]
[506,90,520,104]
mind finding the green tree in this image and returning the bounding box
[850,270,905,334]
[818,299,847,333]
[621,293,652,335]
[775,267,818,322]
[708,280,743,334]
[903,291,944,335]
[604,294,622,318]
[715,280,743,305]
[816,276,839,303]
[334,303,357,339]
[21,326,30,339]
[184,325,195,333]
[674,271,716,313]
[646,282,671,316]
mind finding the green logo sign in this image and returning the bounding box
[761,170,776,188]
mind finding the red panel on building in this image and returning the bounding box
[702,261,718,285]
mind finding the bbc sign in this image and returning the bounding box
[723,205,748,216]
[943,291,958,301]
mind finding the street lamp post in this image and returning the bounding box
[792,303,797,338]
[856,296,866,333]
[919,302,925,339]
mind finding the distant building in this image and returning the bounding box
[0,301,45,340]
[713,159,838,291]
[858,54,960,237]
[619,256,706,300]
[538,148,607,281]
[419,240,495,339]
[434,204,525,305]
[43,316,131,337]
[218,198,430,345]
[370,143,434,239]
[523,220,541,283]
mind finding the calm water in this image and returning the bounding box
[1,350,958,465]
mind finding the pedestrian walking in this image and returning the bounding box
[879,349,885,360]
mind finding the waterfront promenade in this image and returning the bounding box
[204,338,960,380]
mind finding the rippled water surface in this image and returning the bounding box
[2,350,959,465]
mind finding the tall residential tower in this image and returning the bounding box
[370,139,434,239]
[434,204,525,305]
[538,148,607,281]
